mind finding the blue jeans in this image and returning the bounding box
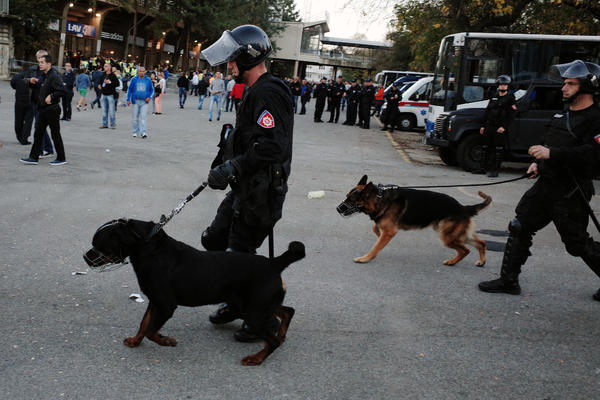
[100,94,116,127]
[208,94,222,120]
[293,95,299,113]
[131,101,149,135]
[197,94,206,110]
[179,87,187,106]
[224,92,232,111]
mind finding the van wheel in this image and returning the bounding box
[438,147,458,166]
[398,114,416,131]
[457,134,484,172]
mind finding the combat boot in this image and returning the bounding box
[487,148,503,178]
[471,146,488,174]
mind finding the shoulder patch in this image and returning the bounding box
[554,113,564,118]
[594,134,600,144]
[257,110,275,129]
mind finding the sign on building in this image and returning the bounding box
[66,21,96,37]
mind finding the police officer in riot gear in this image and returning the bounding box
[342,78,360,126]
[313,77,328,122]
[381,82,401,132]
[479,60,600,301]
[200,25,294,341]
[328,76,345,123]
[472,75,516,177]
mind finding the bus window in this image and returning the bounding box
[431,37,461,108]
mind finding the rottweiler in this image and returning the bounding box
[337,175,491,266]
[84,219,305,366]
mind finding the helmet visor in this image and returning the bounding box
[201,30,242,66]
[552,60,592,80]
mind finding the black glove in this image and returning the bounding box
[207,160,236,190]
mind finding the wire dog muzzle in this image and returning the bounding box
[337,201,362,217]
[83,247,129,273]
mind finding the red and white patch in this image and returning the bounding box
[594,134,600,144]
[257,110,275,129]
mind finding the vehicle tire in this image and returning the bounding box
[457,133,484,172]
[438,147,458,166]
[398,114,416,131]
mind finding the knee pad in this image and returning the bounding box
[508,218,522,234]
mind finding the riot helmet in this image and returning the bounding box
[552,59,600,94]
[201,25,272,73]
[495,75,512,85]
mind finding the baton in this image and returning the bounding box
[150,182,208,237]
[568,171,600,235]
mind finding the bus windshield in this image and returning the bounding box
[431,36,461,109]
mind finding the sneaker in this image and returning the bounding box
[132,133,137,138]
[141,133,147,138]
[49,159,67,166]
[19,157,38,165]
[99,125,108,129]
[40,151,54,158]
[76,106,81,112]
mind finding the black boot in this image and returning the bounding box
[209,303,240,324]
[233,317,281,343]
[479,219,530,295]
[487,148,503,178]
[472,146,488,174]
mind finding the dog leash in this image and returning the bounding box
[380,172,534,190]
[149,182,208,237]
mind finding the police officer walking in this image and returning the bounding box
[200,25,294,341]
[328,76,345,123]
[472,75,516,177]
[358,78,375,129]
[313,77,328,123]
[479,60,600,301]
[342,79,360,126]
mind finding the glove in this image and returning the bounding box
[207,160,236,190]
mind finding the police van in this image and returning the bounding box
[380,76,433,130]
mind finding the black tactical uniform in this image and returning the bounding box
[313,79,328,122]
[473,76,516,177]
[479,60,600,299]
[381,85,401,131]
[343,81,360,125]
[328,79,345,123]
[358,81,376,129]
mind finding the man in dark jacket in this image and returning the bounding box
[299,78,312,115]
[177,73,189,108]
[479,60,600,302]
[10,70,34,144]
[358,78,375,129]
[61,62,75,121]
[290,76,301,113]
[90,65,104,109]
[201,24,294,342]
[342,79,361,125]
[20,54,68,165]
[381,83,401,132]
[197,74,210,110]
[328,76,345,123]
[98,63,119,129]
[313,76,328,122]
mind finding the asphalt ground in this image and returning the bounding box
[1,82,599,399]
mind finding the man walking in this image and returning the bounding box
[177,73,189,109]
[313,77,328,122]
[11,70,34,144]
[90,65,103,109]
[127,66,153,138]
[208,71,225,121]
[201,24,294,342]
[20,54,67,165]
[98,63,119,129]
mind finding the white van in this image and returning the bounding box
[381,76,433,130]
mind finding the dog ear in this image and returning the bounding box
[358,175,368,186]
[124,219,156,242]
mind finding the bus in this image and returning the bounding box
[375,70,432,89]
[424,32,600,139]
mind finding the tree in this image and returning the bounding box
[9,0,61,60]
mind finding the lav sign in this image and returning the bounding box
[66,21,96,37]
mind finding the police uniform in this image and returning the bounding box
[343,82,360,125]
[358,83,376,128]
[314,80,328,122]
[203,72,294,253]
[477,92,516,175]
[481,104,600,294]
[328,80,345,123]
[382,87,401,131]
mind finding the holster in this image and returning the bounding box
[211,123,234,168]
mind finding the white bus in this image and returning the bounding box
[424,32,600,139]
[375,70,432,89]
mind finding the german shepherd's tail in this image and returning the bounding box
[271,241,306,273]
[465,191,492,216]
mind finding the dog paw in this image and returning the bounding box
[150,333,177,347]
[241,355,264,366]
[443,260,456,266]
[476,260,486,267]
[123,337,141,347]
[353,256,372,263]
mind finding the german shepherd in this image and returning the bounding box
[337,175,491,266]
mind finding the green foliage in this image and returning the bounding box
[9,0,61,60]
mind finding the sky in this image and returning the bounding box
[295,0,396,42]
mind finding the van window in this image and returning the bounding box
[409,81,431,101]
